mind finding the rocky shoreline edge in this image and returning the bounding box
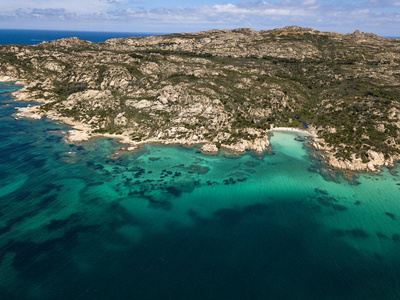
[3,77,399,174]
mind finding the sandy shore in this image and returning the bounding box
[270,127,315,136]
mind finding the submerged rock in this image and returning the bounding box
[189,164,210,174]
[385,212,396,220]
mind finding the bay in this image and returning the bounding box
[1,82,400,299]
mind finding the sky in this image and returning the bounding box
[0,0,399,36]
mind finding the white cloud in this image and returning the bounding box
[349,9,370,17]
[303,0,316,5]
[0,0,399,35]
[205,2,316,17]
[106,0,128,3]
[0,0,121,14]
[212,4,250,14]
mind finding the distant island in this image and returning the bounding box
[1,26,399,173]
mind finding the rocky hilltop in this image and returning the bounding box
[1,26,400,172]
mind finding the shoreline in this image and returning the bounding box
[3,78,399,174]
[270,127,315,136]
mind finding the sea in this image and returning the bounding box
[0,29,397,45]
[1,31,400,299]
[0,29,161,45]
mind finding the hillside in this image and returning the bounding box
[1,26,400,172]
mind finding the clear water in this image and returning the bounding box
[1,82,400,299]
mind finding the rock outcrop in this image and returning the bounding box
[1,26,400,172]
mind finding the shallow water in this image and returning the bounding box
[1,82,400,299]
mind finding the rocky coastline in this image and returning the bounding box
[8,83,398,174]
[9,86,271,153]
[1,26,400,173]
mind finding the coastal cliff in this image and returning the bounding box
[1,26,400,172]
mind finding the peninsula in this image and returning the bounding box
[1,26,399,172]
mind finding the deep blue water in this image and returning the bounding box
[0,29,397,46]
[1,82,400,299]
[0,29,162,45]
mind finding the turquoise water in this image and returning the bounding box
[1,82,400,299]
